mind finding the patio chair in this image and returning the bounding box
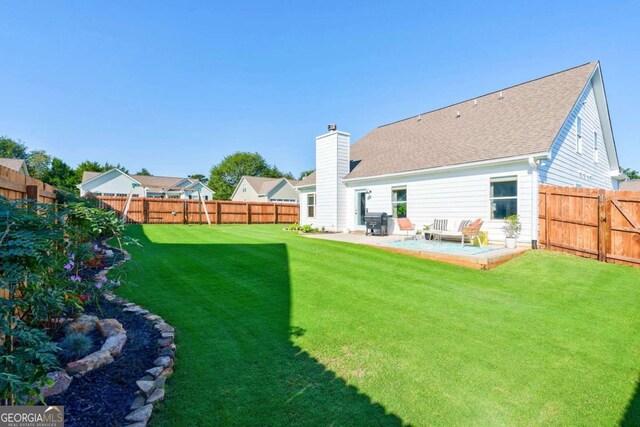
[461,218,484,247]
[396,218,417,239]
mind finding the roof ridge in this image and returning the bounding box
[132,173,188,180]
[378,61,597,129]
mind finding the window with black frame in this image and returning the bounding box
[490,177,517,219]
[391,188,407,218]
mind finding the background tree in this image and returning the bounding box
[0,136,28,159]
[298,169,315,180]
[136,168,152,176]
[74,160,105,183]
[188,173,208,183]
[26,149,52,179]
[623,167,640,180]
[42,158,77,192]
[74,160,128,182]
[208,152,285,200]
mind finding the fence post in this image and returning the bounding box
[216,201,221,224]
[183,201,188,224]
[246,203,251,224]
[26,185,38,201]
[603,192,612,263]
[273,203,278,224]
[597,191,605,261]
[544,187,551,249]
[143,199,149,224]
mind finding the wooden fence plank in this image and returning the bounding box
[539,184,640,268]
[96,197,299,225]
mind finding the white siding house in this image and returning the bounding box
[296,62,623,246]
[78,169,215,199]
[230,176,300,203]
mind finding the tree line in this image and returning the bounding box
[0,136,157,194]
[1,135,315,200]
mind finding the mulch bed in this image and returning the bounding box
[47,297,161,427]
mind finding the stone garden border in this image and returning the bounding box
[43,242,177,427]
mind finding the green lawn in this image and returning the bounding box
[115,225,640,426]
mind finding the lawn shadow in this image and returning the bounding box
[132,228,404,426]
[620,376,640,426]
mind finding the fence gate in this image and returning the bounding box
[539,185,640,268]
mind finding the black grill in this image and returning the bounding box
[365,212,388,236]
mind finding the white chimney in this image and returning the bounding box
[315,125,350,232]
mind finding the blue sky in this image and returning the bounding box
[1,1,638,177]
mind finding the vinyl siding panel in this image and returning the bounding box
[539,81,616,189]
[268,181,300,203]
[315,132,349,231]
[345,162,534,243]
[81,170,143,197]
[231,177,262,202]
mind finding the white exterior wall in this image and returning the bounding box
[231,177,263,202]
[80,170,143,197]
[315,131,350,231]
[297,187,316,225]
[539,81,617,189]
[269,181,300,203]
[344,161,535,243]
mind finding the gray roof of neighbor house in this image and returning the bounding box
[242,176,301,195]
[345,61,599,179]
[296,171,316,187]
[81,170,199,191]
[620,180,640,192]
[0,158,28,174]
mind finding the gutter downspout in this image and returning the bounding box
[529,157,540,249]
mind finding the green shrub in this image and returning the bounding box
[285,223,302,231]
[0,197,130,403]
[58,333,94,363]
[299,224,317,233]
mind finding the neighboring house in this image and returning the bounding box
[295,61,624,246]
[620,180,640,192]
[78,169,215,199]
[231,176,301,203]
[0,158,29,176]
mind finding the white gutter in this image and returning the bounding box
[609,170,628,181]
[342,152,551,183]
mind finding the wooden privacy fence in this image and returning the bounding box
[539,185,640,268]
[0,164,56,203]
[96,196,299,225]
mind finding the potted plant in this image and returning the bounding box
[502,215,521,249]
[423,225,432,241]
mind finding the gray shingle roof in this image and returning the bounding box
[243,176,293,195]
[296,171,316,187]
[81,170,193,191]
[0,158,28,173]
[346,62,598,179]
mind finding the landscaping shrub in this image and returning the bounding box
[57,333,94,363]
[0,197,131,404]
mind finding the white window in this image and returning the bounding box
[490,176,518,219]
[242,187,246,192]
[576,117,583,154]
[391,188,407,218]
[593,132,599,163]
[307,193,315,218]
